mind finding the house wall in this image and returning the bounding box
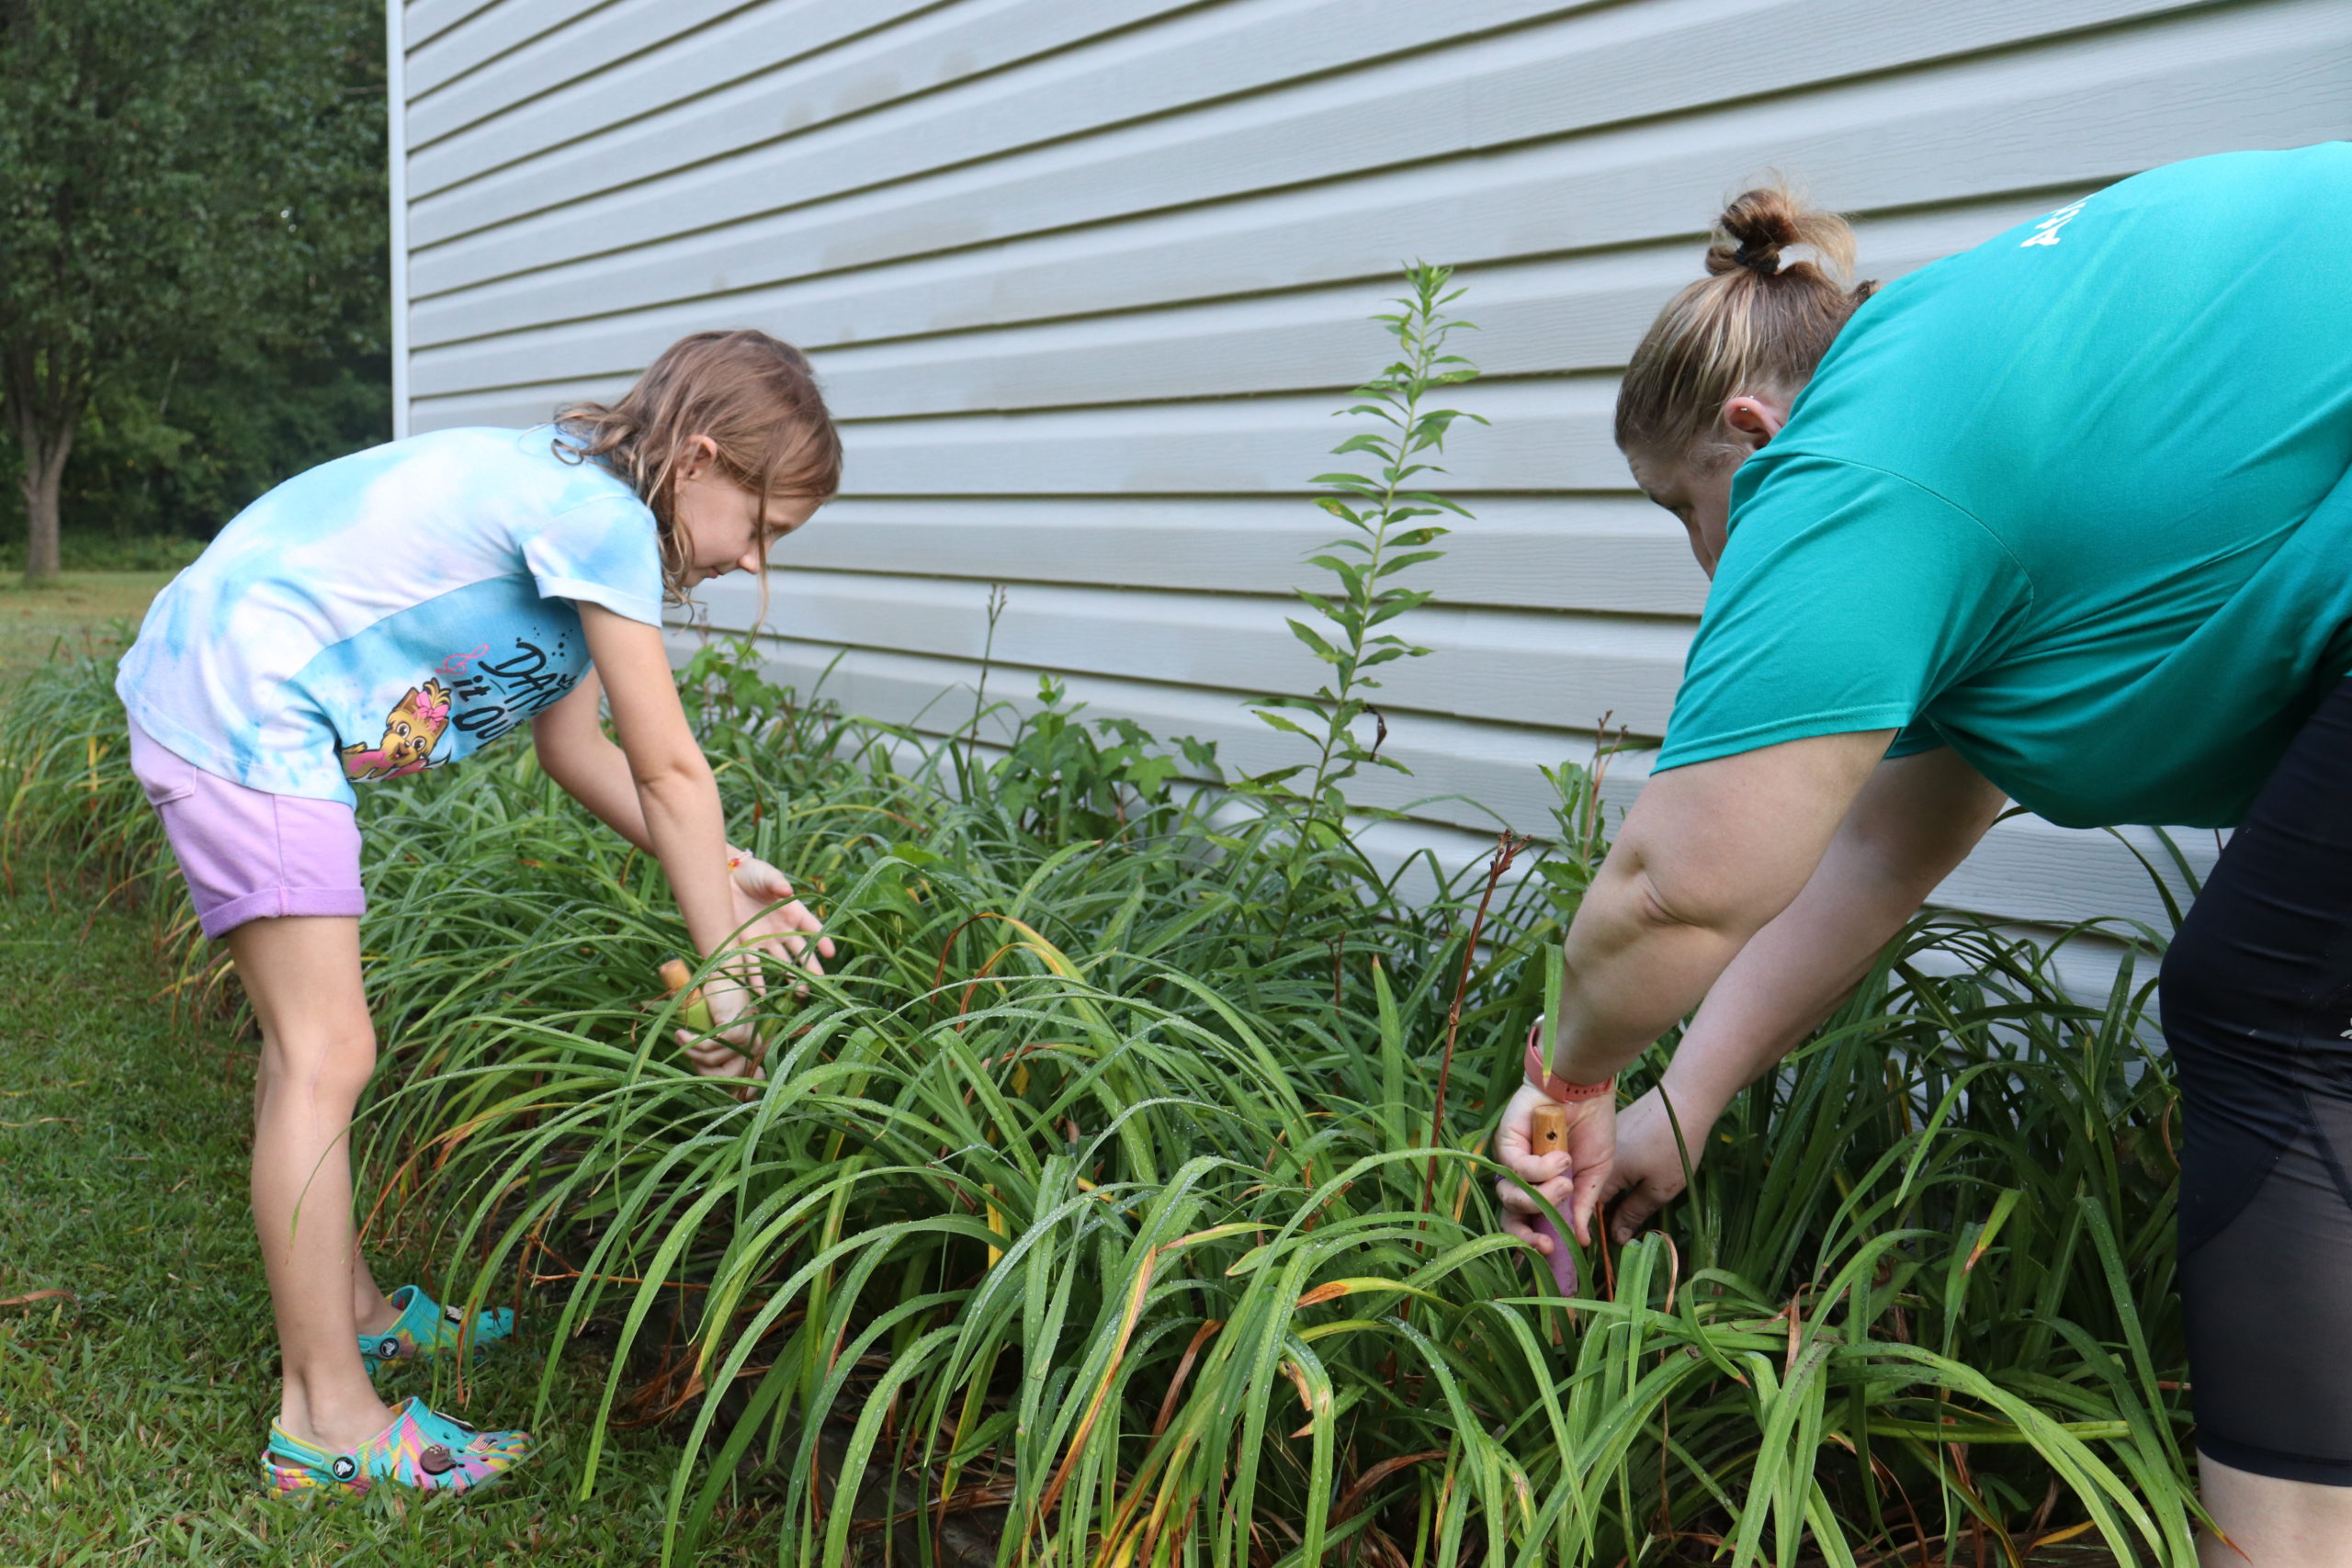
[391,0,2352,942]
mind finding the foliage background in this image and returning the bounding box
[0,0,390,554]
[0,630,2199,1565]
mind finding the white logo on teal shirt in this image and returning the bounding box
[2020,198,2089,248]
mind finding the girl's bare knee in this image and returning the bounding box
[256,1025,379,1103]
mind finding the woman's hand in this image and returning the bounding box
[728,852,835,984]
[1591,1085,1720,1244]
[1493,1082,1616,1250]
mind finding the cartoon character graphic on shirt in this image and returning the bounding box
[340,679,453,781]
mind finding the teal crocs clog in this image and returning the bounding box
[358,1284,515,1374]
[263,1395,531,1498]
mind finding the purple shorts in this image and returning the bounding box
[128,720,367,939]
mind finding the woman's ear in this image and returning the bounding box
[1719,396,1789,452]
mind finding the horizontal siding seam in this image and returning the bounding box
[397,65,2267,315]
[401,197,2073,359]
[413,0,1227,209]
[410,0,781,151]
[758,566,1705,628]
[402,0,505,50]
[404,231,1733,351]
[409,0,638,123]
[405,0,2245,298]
[685,636,1662,741]
[411,0,1606,231]
[412,0,969,183]
[409,364,1623,416]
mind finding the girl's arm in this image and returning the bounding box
[573,604,737,957]
[535,660,833,970]
[531,670,656,852]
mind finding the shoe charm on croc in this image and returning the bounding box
[358,1284,516,1374]
[262,1396,531,1497]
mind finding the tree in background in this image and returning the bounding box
[0,0,386,581]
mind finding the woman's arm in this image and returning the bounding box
[1647,746,2007,1111]
[1495,728,1894,1247]
[1590,746,2008,1239]
[1552,728,1900,1081]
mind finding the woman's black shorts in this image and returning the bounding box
[2162,674,2352,1484]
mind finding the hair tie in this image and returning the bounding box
[1731,242,1777,276]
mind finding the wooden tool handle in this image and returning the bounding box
[1523,1102,1579,1296]
[658,957,715,1033]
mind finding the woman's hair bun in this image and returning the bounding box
[1703,184,1856,282]
[1615,177,1874,460]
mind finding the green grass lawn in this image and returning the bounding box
[0,880,784,1565]
[0,573,177,693]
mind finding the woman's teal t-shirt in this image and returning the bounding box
[1657,143,2352,829]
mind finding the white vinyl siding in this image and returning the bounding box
[392,0,2351,940]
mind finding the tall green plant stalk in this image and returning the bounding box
[962,581,1010,777]
[1249,264,1483,932]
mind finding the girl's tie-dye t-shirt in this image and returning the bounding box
[118,426,664,805]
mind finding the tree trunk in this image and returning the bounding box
[4,344,85,587]
[15,417,70,584]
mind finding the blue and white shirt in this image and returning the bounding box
[118,426,665,804]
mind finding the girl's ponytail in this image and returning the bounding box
[1615,185,1875,468]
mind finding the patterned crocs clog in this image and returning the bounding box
[358,1283,515,1374]
[263,1395,531,1498]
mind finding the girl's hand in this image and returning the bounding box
[676,956,764,1100]
[729,852,835,985]
[1592,1085,1720,1244]
[1493,1081,1616,1249]
[673,856,835,1100]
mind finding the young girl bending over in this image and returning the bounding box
[114,330,842,1497]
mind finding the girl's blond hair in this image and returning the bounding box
[553,330,842,601]
[1614,185,1878,468]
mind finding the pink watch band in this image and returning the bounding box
[1523,1022,1614,1104]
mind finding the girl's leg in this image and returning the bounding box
[251,1064,401,1337]
[353,1256,401,1336]
[228,914,397,1450]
